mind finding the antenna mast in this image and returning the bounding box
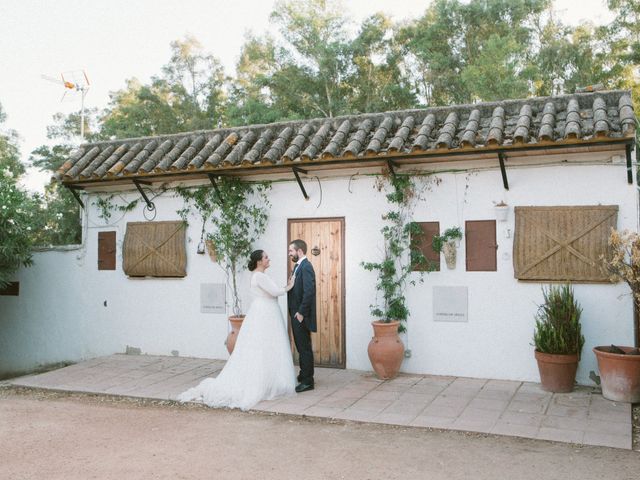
[41,70,91,141]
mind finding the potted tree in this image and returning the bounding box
[432,227,463,269]
[362,173,427,379]
[596,229,640,402]
[177,178,270,354]
[533,284,584,393]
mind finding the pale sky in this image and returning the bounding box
[0,0,614,192]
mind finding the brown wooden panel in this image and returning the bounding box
[98,231,116,270]
[411,221,440,271]
[288,218,345,368]
[513,205,618,282]
[123,221,186,277]
[0,281,19,296]
[466,220,497,271]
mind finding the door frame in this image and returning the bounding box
[287,217,346,368]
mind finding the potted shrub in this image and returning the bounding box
[362,173,428,379]
[432,227,463,269]
[177,178,270,354]
[533,284,584,393]
[596,229,640,402]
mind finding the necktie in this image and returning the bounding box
[292,263,299,276]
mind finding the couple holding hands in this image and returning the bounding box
[179,239,316,410]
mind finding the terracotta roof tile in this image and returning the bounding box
[58,89,636,185]
[411,114,436,152]
[170,135,206,171]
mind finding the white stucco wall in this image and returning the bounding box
[1,151,637,384]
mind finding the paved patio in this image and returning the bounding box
[7,354,632,450]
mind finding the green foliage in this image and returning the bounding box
[362,174,431,332]
[0,104,24,178]
[177,178,271,315]
[29,184,82,246]
[92,194,139,222]
[432,227,463,253]
[402,0,549,105]
[99,36,227,138]
[533,284,585,356]
[0,169,36,288]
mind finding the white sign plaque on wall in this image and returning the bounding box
[433,286,468,322]
[200,283,226,314]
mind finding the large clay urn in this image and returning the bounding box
[368,321,404,380]
[593,346,640,403]
[534,350,579,393]
[226,315,245,355]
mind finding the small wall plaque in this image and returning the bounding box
[200,283,226,314]
[433,286,468,322]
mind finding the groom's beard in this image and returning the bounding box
[290,254,299,263]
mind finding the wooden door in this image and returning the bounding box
[288,218,345,368]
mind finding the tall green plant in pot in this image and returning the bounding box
[362,173,429,379]
[533,284,584,393]
[177,178,270,353]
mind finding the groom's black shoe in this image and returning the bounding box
[295,382,314,393]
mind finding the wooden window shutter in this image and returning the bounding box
[123,221,186,277]
[98,231,116,270]
[465,220,497,271]
[513,205,618,282]
[411,222,440,271]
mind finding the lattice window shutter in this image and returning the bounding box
[123,221,187,277]
[513,205,618,282]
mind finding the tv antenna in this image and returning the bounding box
[41,70,90,140]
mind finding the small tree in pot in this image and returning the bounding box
[362,173,430,379]
[178,178,270,353]
[533,284,584,393]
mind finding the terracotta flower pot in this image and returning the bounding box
[593,346,640,403]
[226,315,245,355]
[534,350,579,393]
[368,321,404,380]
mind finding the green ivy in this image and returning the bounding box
[177,178,271,316]
[361,173,433,332]
[93,194,140,222]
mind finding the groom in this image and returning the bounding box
[287,239,316,393]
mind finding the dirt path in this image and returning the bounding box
[1,387,638,480]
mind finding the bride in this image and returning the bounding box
[178,250,296,410]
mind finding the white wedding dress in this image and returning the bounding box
[178,271,296,410]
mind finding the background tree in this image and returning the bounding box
[99,36,227,138]
[0,102,36,287]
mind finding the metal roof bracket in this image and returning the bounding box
[498,152,509,190]
[207,174,225,205]
[132,178,155,211]
[292,167,309,201]
[65,185,85,209]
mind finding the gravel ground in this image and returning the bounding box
[1,385,638,480]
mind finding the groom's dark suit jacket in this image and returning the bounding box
[287,258,317,332]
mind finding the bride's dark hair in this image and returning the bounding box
[248,250,264,271]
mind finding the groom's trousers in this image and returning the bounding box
[291,317,314,384]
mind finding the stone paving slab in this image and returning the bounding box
[7,354,633,450]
